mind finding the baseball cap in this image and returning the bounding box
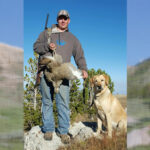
[57,10,70,18]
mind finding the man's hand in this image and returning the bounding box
[82,70,88,79]
[49,43,56,50]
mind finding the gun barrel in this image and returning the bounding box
[45,13,49,30]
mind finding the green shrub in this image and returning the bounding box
[24,102,42,131]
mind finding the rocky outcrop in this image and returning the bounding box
[24,122,95,150]
[25,121,150,150]
[24,126,62,150]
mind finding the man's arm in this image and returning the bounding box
[73,38,88,79]
[33,30,50,55]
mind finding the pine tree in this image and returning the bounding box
[24,53,42,130]
[24,52,41,107]
[69,79,81,120]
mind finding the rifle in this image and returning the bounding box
[34,13,50,88]
[45,13,49,30]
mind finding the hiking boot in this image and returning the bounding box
[57,133,70,144]
[44,132,53,141]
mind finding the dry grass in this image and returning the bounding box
[72,113,97,123]
[58,132,126,150]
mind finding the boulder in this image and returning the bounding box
[24,122,96,150]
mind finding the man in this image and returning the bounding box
[33,10,88,144]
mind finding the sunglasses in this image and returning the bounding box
[58,15,68,21]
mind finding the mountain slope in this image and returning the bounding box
[0,43,23,106]
[128,58,150,98]
[0,43,24,148]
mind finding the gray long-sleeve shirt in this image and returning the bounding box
[33,25,87,71]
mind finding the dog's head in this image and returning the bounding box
[89,74,109,93]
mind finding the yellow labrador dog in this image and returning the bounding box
[89,74,127,137]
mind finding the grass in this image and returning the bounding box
[0,107,23,150]
[0,107,23,133]
[0,139,23,150]
[127,98,150,131]
[128,59,150,98]
[128,120,150,133]
[58,132,126,150]
[128,145,150,150]
[128,98,150,119]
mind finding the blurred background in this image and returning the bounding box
[0,0,150,149]
[127,0,150,149]
[0,0,23,150]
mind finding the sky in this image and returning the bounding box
[24,0,127,94]
[0,0,23,48]
[1,0,150,94]
[127,0,150,66]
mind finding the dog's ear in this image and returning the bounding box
[103,74,109,85]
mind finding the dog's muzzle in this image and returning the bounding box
[96,85,103,92]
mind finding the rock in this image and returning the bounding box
[69,122,94,142]
[74,127,94,142]
[69,121,86,138]
[24,121,150,149]
[24,126,63,150]
[24,122,96,150]
[127,126,150,148]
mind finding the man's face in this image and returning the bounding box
[57,15,70,30]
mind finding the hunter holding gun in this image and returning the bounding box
[33,10,88,144]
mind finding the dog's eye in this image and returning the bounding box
[101,79,104,81]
